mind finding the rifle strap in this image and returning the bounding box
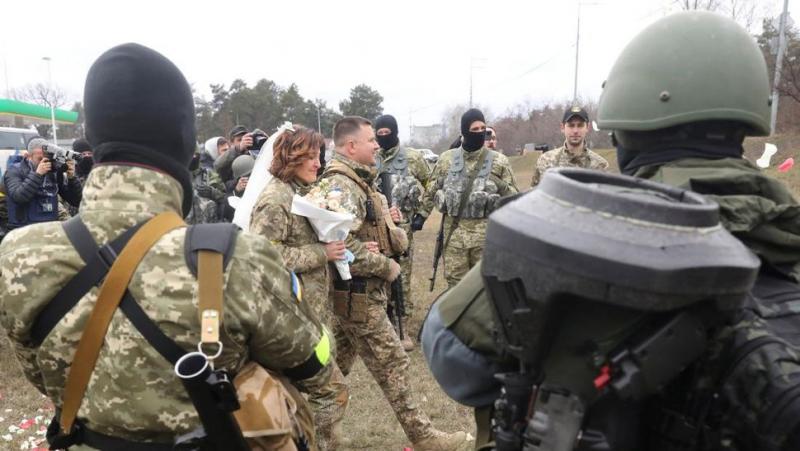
[443,147,488,250]
[59,211,185,434]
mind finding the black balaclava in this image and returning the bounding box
[76,157,94,177]
[374,114,400,150]
[614,123,746,176]
[460,108,486,152]
[84,43,196,216]
[73,138,94,177]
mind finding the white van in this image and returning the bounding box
[0,127,40,178]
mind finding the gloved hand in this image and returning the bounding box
[411,213,426,231]
[196,185,212,198]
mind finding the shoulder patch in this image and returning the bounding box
[290,271,303,303]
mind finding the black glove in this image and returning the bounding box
[196,185,212,198]
[411,214,426,231]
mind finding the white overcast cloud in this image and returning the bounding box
[0,0,784,138]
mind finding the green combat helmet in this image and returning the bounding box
[232,154,255,180]
[596,11,771,136]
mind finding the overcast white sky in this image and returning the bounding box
[0,0,787,139]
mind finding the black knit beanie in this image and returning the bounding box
[84,43,196,216]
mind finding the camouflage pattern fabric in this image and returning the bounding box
[530,142,609,187]
[250,177,349,450]
[442,237,483,288]
[251,177,332,328]
[322,155,397,281]
[0,164,332,447]
[377,146,430,315]
[633,157,800,283]
[321,154,436,443]
[185,192,219,224]
[191,165,226,202]
[397,224,414,315]
[421,147,518,287]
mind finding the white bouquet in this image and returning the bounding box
[291,181,356,279]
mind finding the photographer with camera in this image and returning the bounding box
[214,126,268,182]
[3,137,82,231]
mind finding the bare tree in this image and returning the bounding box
[9,83,69,109]
[673,0,722,11]
[673,0,774,31]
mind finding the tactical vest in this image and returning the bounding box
[325,164,402,258]
[377,147,422,215]
[435,149,499,219]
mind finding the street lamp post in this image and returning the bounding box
[42,56,57,143]
[316,101,322,133]
[573,2,602,103]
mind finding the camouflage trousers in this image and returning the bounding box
[332,287,433,443]
[443,242,483,289]
[303,362,349,451]
[398,228,414,317]
[304,286,347,451]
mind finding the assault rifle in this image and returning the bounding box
[429,218,444,291]
[378,172,406,340]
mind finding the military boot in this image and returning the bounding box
[412,430,468,451]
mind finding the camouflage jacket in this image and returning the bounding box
[191,166,226,203]
[321,154,399,292]
[530,142,609,187]
[0,164,331,446]
[250,177,332,327]
[376,145,431,221]
[421,146,518,245]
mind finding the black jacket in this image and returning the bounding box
[3,159,82,229]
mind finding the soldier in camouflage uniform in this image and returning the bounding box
[425,12,800,450]
[250,125,349,450]
[186,150,226,224]
[0,43,334,450]
[320,116,467,450]
[530,106,609,187]
[416,109,518,288]
[374,114,430,349]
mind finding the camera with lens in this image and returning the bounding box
[42,144,84,173]
[251,132,268,152]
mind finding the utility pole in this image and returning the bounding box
[573,2,601,103]
[42,57,57,143]
[3,56,8,98]
[573,4,581,102]
[469,57,486,107]
[770,0,790,134]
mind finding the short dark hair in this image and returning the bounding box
[333,116,371,147]
[216,137,228,147]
